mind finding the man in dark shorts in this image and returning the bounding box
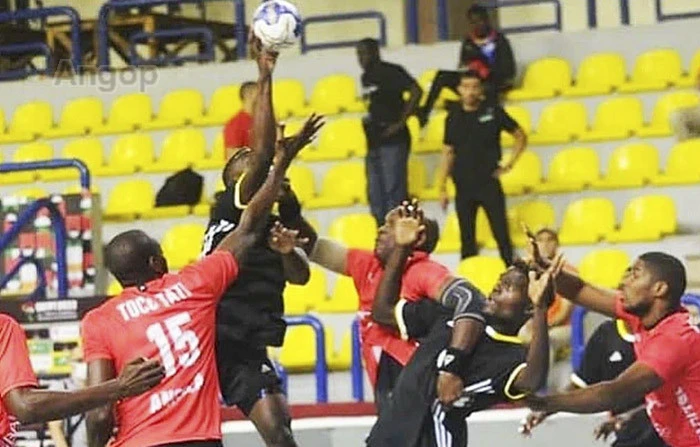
[365,211,562,446]
[200,41,322,447]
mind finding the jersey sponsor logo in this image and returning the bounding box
[608,351,623,362]
[202,219,236,255]
[675,386,700,440]
[436,350,455,369]
[149,371,205,414]
[478,113,494,123]
[115,283,193,322]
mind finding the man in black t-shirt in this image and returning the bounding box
[437,70,527,265]
[357,37,423,226]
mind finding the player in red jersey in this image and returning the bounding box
[81,88,323,447]
[528,250,700,447]
[0,313,164,447]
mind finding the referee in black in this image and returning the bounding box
[436,70,526,266]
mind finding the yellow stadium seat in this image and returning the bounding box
[95,93,155,134]
[677,50,700,87]
[302,118,363,161]
[194,84,242,126]
[277,325,334,372]
[328,330,352,371]
[592,143,659,189]
[619,49,683,93]
[193,132,226,171]
[144,89,204,129]
[581,97,644,142]
[510,201,556,247]
[420,175,456,202]
[9,101,54,138]
[417,69,459,110]
[652,139,700,185]
[105,179,189,221]
[534,147,600,193]
[563,52,627,97]
[109,133,155,172]
[578,249,631,289]
[13,187,49,199]
[501,106,532,148]
[304,74,364,115]
[435,212,461,253]
[500,150,542,195]
[407,116,421,146]
[62,184,100,196]
[107,280,123,296]
[284,267,327,314]
[286,164,316,205]
[456,256,506,295]
[327,214,376,250]
[45,97,105,138]
[3,142,53,184]
[638,92,700,137]
[306,162,366,209]
[161,223,206,269]
[408,158,427,199]
[144,129,207,173]
[508,58,572,101]
[529,101,588,145]
[0,108,32,144]
[607,195,676,243]
[559,198,616,245]
[40,138,110,181]
[418,111,447,153]
[316,276,359,313]
[273,79,306,118]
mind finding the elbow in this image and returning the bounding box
[13,401,38,425]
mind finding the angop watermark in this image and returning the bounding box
[53,60,159,93]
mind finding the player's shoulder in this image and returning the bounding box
[665,311,700,337]
[0,313,21,333]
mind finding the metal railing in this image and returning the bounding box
[97,0,246,71]
[0,42,52,81]
[283,314,328,403]
[128,27,215,66]
[0,255,48,301]
[350,318,364,401]
[571,293,700,370]
[300,11,386,54]
[0,159,91,191]
[655,0,700,22]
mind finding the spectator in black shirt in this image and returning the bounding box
[417,5,516,127]
[357,38,423,226]
[437,71,526,265]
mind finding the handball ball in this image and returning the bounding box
[252,0,302,51]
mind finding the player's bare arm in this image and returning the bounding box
[529,362,662,414]
[511,255,565,395]
[309,237,350,275]
[236,37,279,204]
[437,145,455,212]
[269,221,311,284]
[2,357,163,428]
[86,359,117,447]
[526,225,617,317]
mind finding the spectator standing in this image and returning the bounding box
[357,38,423,226]
[672,69,700,141]
[437,71,526,265]
[417,5,516,126]
[222,81,258,159]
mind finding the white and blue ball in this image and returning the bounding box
[252,0,302,51]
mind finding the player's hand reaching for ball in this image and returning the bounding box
[275,113,325,163]
[269,221,309,254]
[116,358,165,399]
[250,33,279,76]
[394,199,426,247]
[527,253,564,310]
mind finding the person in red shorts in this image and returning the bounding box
[81,83,322,447]
[0,313,164,447]
[223,81,257,160]
[528,251,700,447]
[308,200,487,411]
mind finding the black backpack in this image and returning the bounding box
[155,168,203,207]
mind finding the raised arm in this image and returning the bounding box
[310,238,349,275]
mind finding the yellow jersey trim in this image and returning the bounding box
[233,172,248,210]
[616,319,636,343]
[394,299,409,341]
[504,363,529,400]
[485,326,523,345]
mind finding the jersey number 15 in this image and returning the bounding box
[146,312,201,377]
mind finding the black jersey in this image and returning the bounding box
[573,320,668,447]
[367,298,527,447]
[202,181,286,347]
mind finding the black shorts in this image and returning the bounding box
[374,352,404,415]
[153,441,223,447]
[216,339,284,414]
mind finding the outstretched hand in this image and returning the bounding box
[250,33,279,76]
[117,357,165,398]
[519,411,550,437]
[268,221,309,254]
[394,199,426,248]
[522,222,550,273]
[527,253,565,309]
[275,113,325,163]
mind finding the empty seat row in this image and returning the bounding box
[507,48,700,101]
[0,75,366,143]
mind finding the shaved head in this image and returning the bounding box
[105,230,167,287]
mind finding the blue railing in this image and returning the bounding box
[300,11,386,54]
[0,256,47,301]
[350,318,364,401]
[0,42,53,81]
[588,0,631,27]
[571,293,700,370]
[0,7,82,74]
[283,314,328,403]
[655,0,700,22]
[0,199,68,298]
[0,159,91,191]
[128,27,215,66]
[97,0,246,71]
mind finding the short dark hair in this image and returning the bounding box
[239,81,257,101]
[639,252,687,307]
[418,218,440,254]
[467,5,489,20]
[357,38,379,54]
[105,230,161,287]
[222,147,252,187]
[536,228,559,243]
[460,70,483,83]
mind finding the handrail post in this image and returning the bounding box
[283,315,328,403]
[588,0,597,28]
[570,305,587,370]
[0,159,91,190]
[436,0,448,41]
[351,318,364,402]
[405,0,419,44]
[0,256,47,300]
[620,0,630,25]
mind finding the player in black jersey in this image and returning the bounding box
[365,209,563,446]
[201,38,323,447]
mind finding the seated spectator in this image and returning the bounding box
[417,5,515,126]
[672,69,700,141]
[223,81,258,159]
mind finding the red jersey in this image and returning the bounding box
[81,251,238,447]
[222,110,253,151]
[0,314,38,447]
[616,298,700,447]
[344,249,451,385]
